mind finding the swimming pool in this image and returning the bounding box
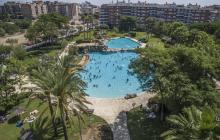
[80,38,143,98]
[106,37,140,49]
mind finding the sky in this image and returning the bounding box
[0,0,220,6]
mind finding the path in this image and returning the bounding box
[111,112,130,140]
[85,92,155,140]
[105,48,135,52]
[0,32,28,45]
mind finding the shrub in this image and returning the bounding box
[129,32,136,37]
[15,19,32,29]
[139,38,146,43]
[0,28,5,36]
[12,45,27,60]
[60,39,69,48]
[6,38,18,45]
[2,23,19,35]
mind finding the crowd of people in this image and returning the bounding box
[80,52,138,90]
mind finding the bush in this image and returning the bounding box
[60,39,69,48]
[0,28,5,36]
[12,46,27,60]
[15,19,32,29]
[6,38,18,45]
[139,38,147,43]
[3,23,19,35]
[129,32,136,37]
[76,39,91,44]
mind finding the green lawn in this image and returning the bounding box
[127,107,167,140]
[70,31,95,42]
[105,31,146,39]
[0,98,108,140]
[135,32,147,40]
[147,35,165,49]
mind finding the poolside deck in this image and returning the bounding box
[105,48,135,52]
[85,92,156,140]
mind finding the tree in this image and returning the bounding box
[42,22,59,43]
[31,67,58,136]
[130,46,220,120]
[0,28,5,37]
[214,28,220,41]
[30,109,54,140]
[0,22,19,35]
[161,106,220,140]
[15,19,32,29]
[31,54,89,140]
[188,30,216,53]
[171,25,190,44]
[51,55,88,140]
[38,13,69,29]
[145,17,158,33]
[0,65,18,113]
[119,16,136,32]
[81,14,87,40]
[26,13,69,43]
[11,45,27,60]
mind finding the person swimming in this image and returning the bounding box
[126,78,129,83]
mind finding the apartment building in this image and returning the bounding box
[45,1,80,20]
[80,1,100,15]
[1,1,80,20]
[100,1,219,27]
[2,1,23,18]
[21,1,47,19]
[0,5,4,14]
[206,5,220,21]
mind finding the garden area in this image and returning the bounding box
[0,98,110,140]
[127,107,167,140]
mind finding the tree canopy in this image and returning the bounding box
[119,16,137,32]
[26,13,69,43]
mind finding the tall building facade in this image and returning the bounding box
[206,5,220,21]
[100,2,219,26]
[45,1,80,20]
[0,1,80,20]
[2,1,23,18]
[21,0,47,19]
[80,1,100,15]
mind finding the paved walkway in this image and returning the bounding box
[85,92,155,140]
[111,112,130,140]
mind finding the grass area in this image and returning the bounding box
[106,30,125,38]
[0,99,48,140]
[106,30,148,39]
[19,46,62,70]
[147,35,165,49]
[127,107,167,140]
[135,32,147,40]
[70,31,96,42]
[0,98,108,140]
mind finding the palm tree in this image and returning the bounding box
[81,14,86,41]
[88,15,94,40]
[30,108,54,140]
[51,55,89,140]
[161,106,220,140]
[31,67,58,136]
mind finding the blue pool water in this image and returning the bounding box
[106,38,140,49]
[80,38,143,98]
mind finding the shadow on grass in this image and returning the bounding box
[127,107,168,140]
[7,115,20,124]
